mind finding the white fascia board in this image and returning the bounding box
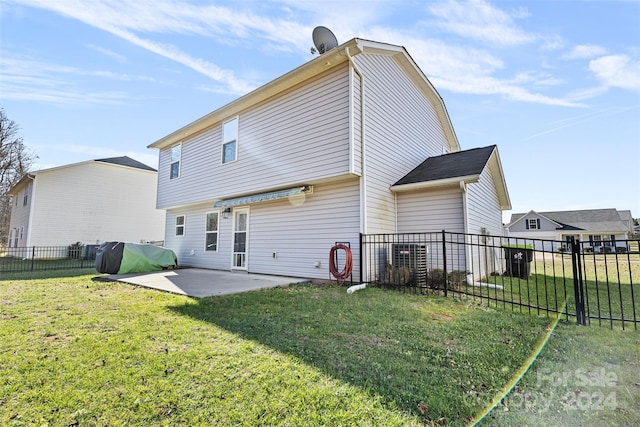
[390,174,479,192]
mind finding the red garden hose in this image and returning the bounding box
[329,243,353,283]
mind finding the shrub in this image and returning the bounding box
[379,265,413,287]
[426,269,468,292]
[67,242,83,260]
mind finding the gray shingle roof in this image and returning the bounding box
[393,145,495,186]
[95,156,156,172]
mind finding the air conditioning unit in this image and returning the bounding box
[392,243,427,286]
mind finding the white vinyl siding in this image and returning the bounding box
[7,182,32,247]
[156,64,352,210]
[466,167,503,238]
[163,179,361,280]
[12,162,165,247]
[396,187,464,233]
[354,53,450,234]
[466,166,505,278]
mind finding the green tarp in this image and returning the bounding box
[118,243,177,274]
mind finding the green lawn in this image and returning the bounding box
[486,324,640,426]
[470,255,640,329]
[1,273,637,426]
[2,273,549,426]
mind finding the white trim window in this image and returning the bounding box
[170,144,181,179]
[205,212,219,251]
[222,117,238,164]
[526,218,540,230]
[175,215,185,236]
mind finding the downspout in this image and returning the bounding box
[461,180,473,285]
[344,46,367,234]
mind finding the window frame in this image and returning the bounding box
[175,215,185,237]
[222,117,238,164]
[170,143,181,179]
[205,211,220,252]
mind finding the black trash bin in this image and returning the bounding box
[84,244,99,261]
[503,244,534,279]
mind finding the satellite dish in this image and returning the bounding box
[312,26,338,54]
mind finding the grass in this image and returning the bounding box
[486,324,640,426]
[469,254,640,329]
[0,273,552,426]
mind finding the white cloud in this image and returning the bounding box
[427,0,537,46]
[564,44,607,60]
[84,44,127,62]
[0,55,152,104]
[589,55,640,92]
[5,0,586,107]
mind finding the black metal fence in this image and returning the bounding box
[0,245,100,274]
[360,231,639,330]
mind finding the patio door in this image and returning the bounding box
[232,208,249,270]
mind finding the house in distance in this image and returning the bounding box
[7,156,165,253]
[148,37,511,281]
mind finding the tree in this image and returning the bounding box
[0,108,37,248]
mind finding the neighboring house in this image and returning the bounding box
[148,38,511,281]
[505,208,634,252]
[7,156,165,252]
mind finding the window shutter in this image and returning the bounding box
[537,219,541,229]
[525,220,530,230]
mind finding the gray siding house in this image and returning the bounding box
[506,208,634,252]
[149,38,511,281]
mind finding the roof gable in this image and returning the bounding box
[148,38,460,154]
[8,156,156,195]
[391,145,511,210]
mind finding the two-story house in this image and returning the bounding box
[148,38,511,281]
[7,156,165,253]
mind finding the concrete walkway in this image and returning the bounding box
[105,268,308,298]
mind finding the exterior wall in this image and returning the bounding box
[466,166,506,278]
[25,163,164,247]
[396,187,464,233]
[7,180,33,247]
[466,166,503,237]
[163,179,361,280]
[156,64,354,210]
[355,53,451,234]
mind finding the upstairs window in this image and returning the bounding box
[222,118,238,164]
[205,212,219,251]
[175,215,185,236]
[526,219,540,230]
[170,144,181,179]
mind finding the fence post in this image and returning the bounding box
[31,246,35,272]
[571,237,586,325]
[442,230,448,297]
[359,233,363,284]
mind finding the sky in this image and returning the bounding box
[1,0,639,223]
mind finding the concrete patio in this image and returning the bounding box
[105,268,308,298]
